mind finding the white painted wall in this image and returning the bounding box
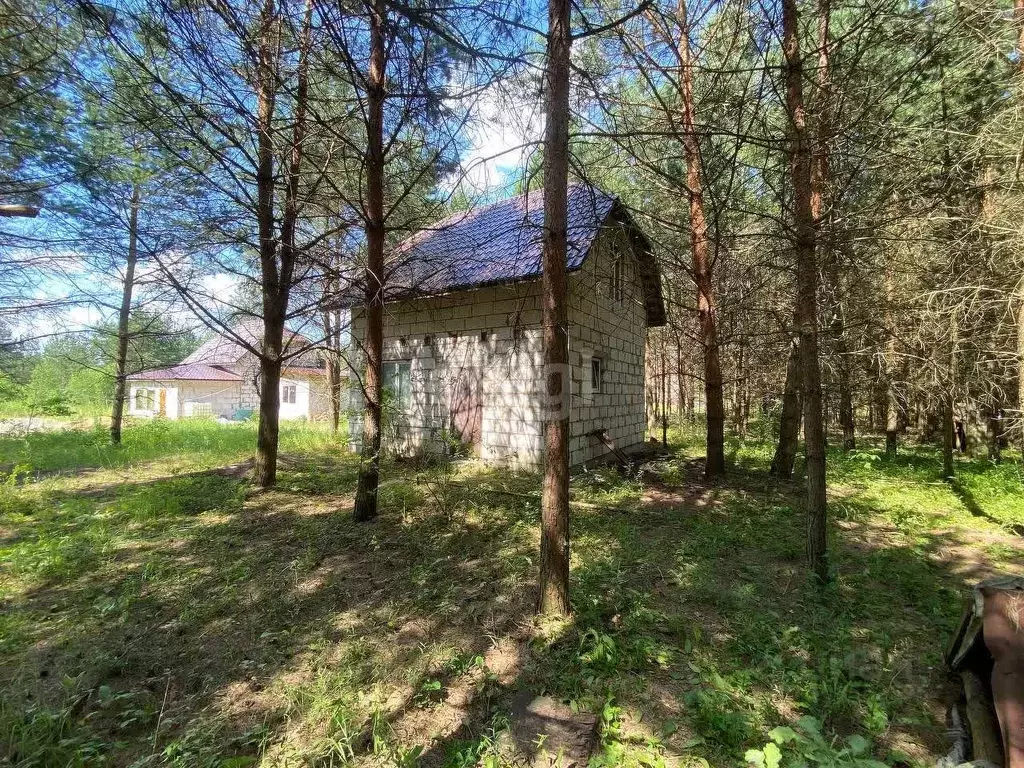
[279,378,311,420]
[128,384,180,419]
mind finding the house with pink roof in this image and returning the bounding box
[127,319,331,421]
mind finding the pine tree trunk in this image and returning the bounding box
[661,342,669,445]
[537,0,571,617]
[784,0,828,583]
[110,184,140,445]
[254,0,310,488]
[323,306,342,436]
[943,394,955,478]
[1018,280,1024,452]
[676,338,686,426]
[838,361,855,450]
[987,403,1002,463]
[884,339,899,459]
[771,337,801,479]
[252,0,284,489]
[254,344,283,487]
[676,0,725,477]
[353,0,387,522]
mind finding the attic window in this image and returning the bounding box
[591,357,605,394]
[610,258,624,303]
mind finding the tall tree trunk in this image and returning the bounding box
[323,304,342,435]
[537,0,571,617]
[676,0,725,477]
[254,0,311,489]
[1018,279,1024,452]
[943,394,955,478]
[784,0,828,583]
[882,262,899,459]
[661,339,669,446]
[252,0,283,489]
[676,337,686,425]
[987,402,1002,463]
[353,0,387,522]
[110,184,141,445]
[837,355,855,450]
[770,337,801,478]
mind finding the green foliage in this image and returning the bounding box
[745,717,888,768]
[0,423,1018,766]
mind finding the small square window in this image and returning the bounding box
[282,384,297,404]
[590,357,605,394]
[135,388,155,410]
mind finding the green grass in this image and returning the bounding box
[0,420,1021,767]
[0,418,340,475]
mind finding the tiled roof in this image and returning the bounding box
[387,183,616,295]
[183,318,315,365]
[343,183,666,326]
[128,363,241,381]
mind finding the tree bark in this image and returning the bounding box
[676,0,725,477]
[676,337,686,425]
[770,336,801,479]
[661,340,669,446]
[323,303,342,435]
[537,0,572,617]
[986,403,1002,463]
[353,0,387,522]
[110,184,141,445]
[838,357,855,450]
[943,394,955,478]
[253,0,310,488]
[252,0,283,489]
[784,0,828,583]
[1018,279,1024,452]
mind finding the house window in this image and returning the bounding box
[382,361,412,411]
[134,388,155,410]
[282,384,297,404]
[591,357,605,395]
[610,258,624,303]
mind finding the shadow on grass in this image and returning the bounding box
[0,443,1003,766]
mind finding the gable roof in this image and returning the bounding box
[349,183,666,326]
[129,363,241,382]
[182,318,316,366]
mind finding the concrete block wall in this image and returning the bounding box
[179,381,245,417]
[348,225,649,469]
[349,282,548,467]
[128,380,243,419]
[567,225,648,466]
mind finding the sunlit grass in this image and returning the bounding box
[0,418,1020,767]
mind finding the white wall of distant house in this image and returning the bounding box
[279,378,310,420]
[128,379,316,420]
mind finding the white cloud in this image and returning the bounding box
[453,84,544,197]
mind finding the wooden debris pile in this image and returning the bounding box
[944,575,1024,768]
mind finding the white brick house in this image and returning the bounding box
[127,319,330,421]
[347,184,666,467]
